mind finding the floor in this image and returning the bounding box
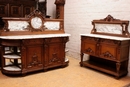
[0,56,130,87]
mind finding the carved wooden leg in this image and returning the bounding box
[80,52,84,67]
[116,62,121,78]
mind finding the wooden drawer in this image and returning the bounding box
[44,37,65,43]
[23,39,43,45]
[100,39,120,45]
[82,36,99,43]
[1,39,21,46]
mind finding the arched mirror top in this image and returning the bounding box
[91,15,130,37]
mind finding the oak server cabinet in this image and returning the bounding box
[0,0,69,76]
[1,36,69,75]
[80,15,130,78]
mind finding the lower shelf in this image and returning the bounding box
[80,60,128,78]
[3,66,21,71]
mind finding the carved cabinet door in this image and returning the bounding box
[99,39,118,60]
[81,36,99,56]
[0,3,8,17]
[44,38,66,68]
[9,3,22,17]
[23,5,35,16]
[22,39,43,72]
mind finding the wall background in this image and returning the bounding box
[64,0,130,76]
[39,0,56,18]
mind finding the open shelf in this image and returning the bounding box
[3,66,21,71]
[1,46,22,74]
[81,58,127,78]
[3,54,21,59]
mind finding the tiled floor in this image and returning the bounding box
[0,56,130,87]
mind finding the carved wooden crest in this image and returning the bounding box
[101,15,120,21]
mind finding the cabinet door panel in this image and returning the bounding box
[26,46,43,71]
[99,44,117,60]
[81,36,98,56]
[9,4,22,17]
[23,6,34,16]
[45,43,64,67]
[0,3,8,17]
[82,42,97,56]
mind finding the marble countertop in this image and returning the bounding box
[80,34,130,41]
[0,33,70,40]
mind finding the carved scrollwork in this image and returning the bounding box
[49,48,59,64]
[26,10,45,18]
[51,53,59,62]
[28,53,41,68]
[101,51,115,59]
[62,37,69,43]
[86,48,94,54]
[101,15,120,21]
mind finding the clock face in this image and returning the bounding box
[31,17,42,29]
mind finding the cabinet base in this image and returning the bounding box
[1,61,69,76]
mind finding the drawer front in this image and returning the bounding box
[100,39,120,45]
[82,36,99,43]
[44,37,67,44]
[23,39,43,45]
[1,39,21,46]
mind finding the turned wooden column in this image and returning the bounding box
[55,0,65,19]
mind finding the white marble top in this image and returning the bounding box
[80,34,130,41]
[0,33,70,40]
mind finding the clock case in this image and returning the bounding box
[29,10,44,31]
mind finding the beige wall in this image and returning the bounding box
[46,0,56,18]
[64,0,130,76]
[39,0,56,18]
